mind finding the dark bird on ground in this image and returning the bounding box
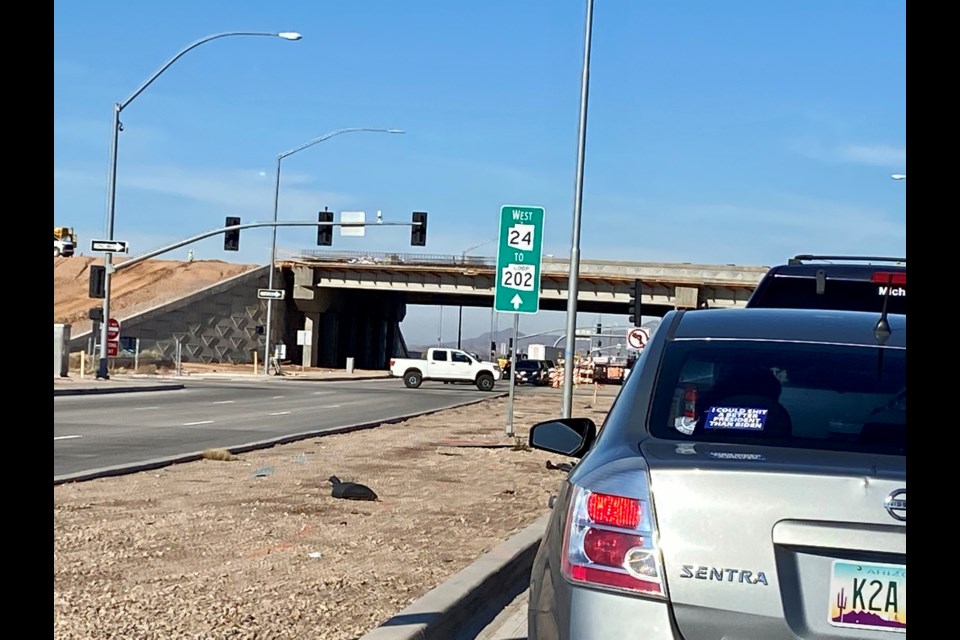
[328,475,379,501]
[546,460,574,472]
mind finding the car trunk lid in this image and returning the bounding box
[641,441,905,640]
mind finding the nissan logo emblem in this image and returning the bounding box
[884,489,906,522]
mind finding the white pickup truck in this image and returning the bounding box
[389,348,502,391]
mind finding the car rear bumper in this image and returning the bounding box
[530,584,680,639]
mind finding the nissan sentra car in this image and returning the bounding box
[526,307,906,639]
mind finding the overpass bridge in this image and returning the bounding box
[277,250,769,370]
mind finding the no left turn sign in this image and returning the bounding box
[627,327,649,350]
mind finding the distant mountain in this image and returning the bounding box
[832,611,905,630]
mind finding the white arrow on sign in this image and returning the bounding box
[91,240,129,253]
[257,289,285,300]
[511,294,523,310]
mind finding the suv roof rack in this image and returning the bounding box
[787,254,906,266]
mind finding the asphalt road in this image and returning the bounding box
[54,379,498,481]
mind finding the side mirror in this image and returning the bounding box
[529,418,597,458]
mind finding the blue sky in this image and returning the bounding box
[54,1,906,347]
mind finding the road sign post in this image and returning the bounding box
[494,205,545,314]
[495,204,544,437]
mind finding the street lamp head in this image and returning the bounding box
[891,173,906,180]
[387,129,405,134]
[277,32,303,41]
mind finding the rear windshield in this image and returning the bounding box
[516,361,540,370]
[648,339,905,455]
[748,275,906,315]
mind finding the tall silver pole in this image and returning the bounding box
[263,154,283,374]
[96,105,121,379]
[261,128,403,375]
[505,313,519,437]
[94,31,302,380]
[561,0,595,418]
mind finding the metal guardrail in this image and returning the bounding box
[294,249,496,268]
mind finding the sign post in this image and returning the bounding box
[495,205,545,437]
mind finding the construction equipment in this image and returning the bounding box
[54,226,77,257]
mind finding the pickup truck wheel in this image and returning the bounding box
[476,373,495,392]
[403,370,423,389]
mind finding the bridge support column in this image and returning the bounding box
[302,312,321,368]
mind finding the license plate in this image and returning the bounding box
[828,560,906,633]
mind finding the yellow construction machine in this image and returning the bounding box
[54,226,77,257]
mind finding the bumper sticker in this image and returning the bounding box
[704,407,768,431]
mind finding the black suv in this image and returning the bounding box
[746,254,906,315]
[514,359,552,386]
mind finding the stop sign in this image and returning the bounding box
[107,318,121,341]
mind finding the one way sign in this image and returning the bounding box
[257,289,285,300]
[91,240,129,253]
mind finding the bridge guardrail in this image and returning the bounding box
[295,250,495,268]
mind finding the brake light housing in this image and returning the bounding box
[561,483,667,598]
[872,272,906,286]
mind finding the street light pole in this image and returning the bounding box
[262,127,404,374]
[457,238,497,352]
[96,30,303,380]
[561,0,595,418]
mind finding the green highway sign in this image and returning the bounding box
[495,204,545,315]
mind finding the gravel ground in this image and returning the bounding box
[54,389,616,640]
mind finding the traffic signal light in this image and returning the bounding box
[317,210,333,246]
[596,323,602,348]
[89,265,106,298]
[224,216,240,251]
[628,279,642,326]
[411,211,427,246]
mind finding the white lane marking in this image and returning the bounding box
[54,435,82,441]
[132,406,160,411]
[272,396,285,399]
[183,420,214,426]
[212,400,235,405]
[312,391,334,395]
[269,411,291,416]
[318,404,341,409]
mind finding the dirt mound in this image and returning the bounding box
[54,256,259,336]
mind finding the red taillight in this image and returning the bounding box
[587,492,641,529]
[872,272,906,285]
[389,359,395,368]
[683,386,698,419]
[583,528,644,566]
[561,485,666,598]
[571,564,658,592]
